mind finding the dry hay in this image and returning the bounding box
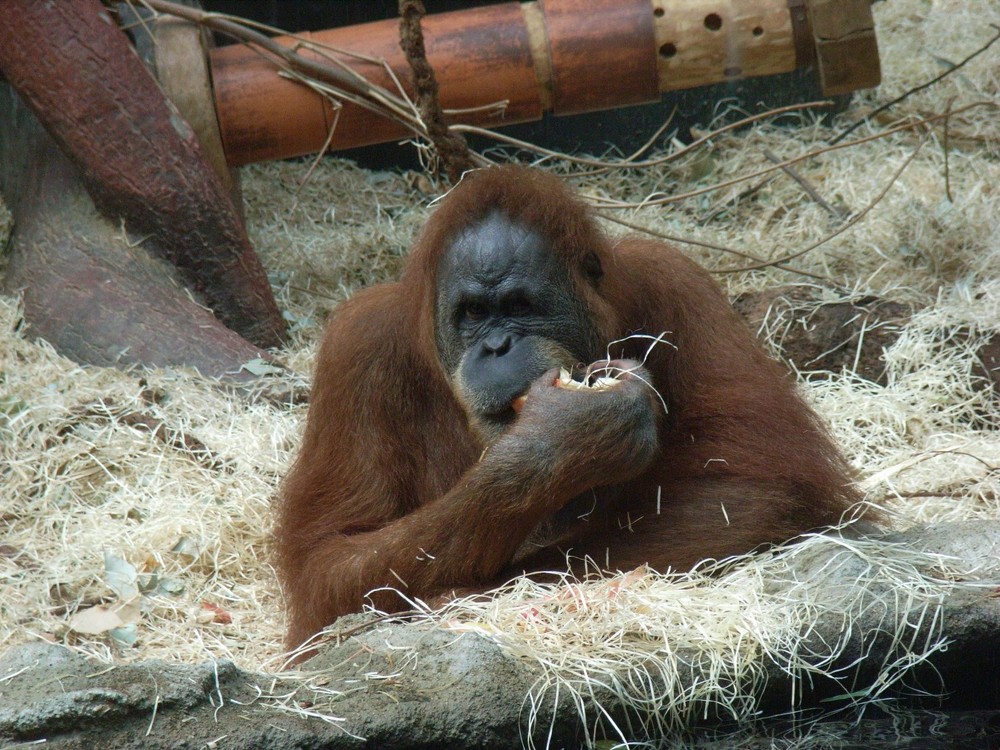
[425,534,993,744]
[1,0,999,740]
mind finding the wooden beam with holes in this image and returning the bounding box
[206,0,881,165]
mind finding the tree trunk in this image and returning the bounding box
[0,0,286,349]
[0,86,270,382]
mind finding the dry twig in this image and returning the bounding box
[831,24,1000,145]
[589,103,994,210]
[942,97,956,203]
[597,212,828,283]
[762,147,847,219]
[698,175,776,224]
[398,0,474,181]
[713,130,931,274]
[134,0,486,175]
[453,101,834,172]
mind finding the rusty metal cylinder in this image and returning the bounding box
[210,0,880,166]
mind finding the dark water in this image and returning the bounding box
[685,710,1000,749]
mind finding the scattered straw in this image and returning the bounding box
[0,295,295,663]
[418,531,991,745]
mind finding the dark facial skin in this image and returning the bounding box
[435,211,602,441]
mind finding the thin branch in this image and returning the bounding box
[830,24,1000,145]
[587,103,994,210]
[137,0,475,174]
[276,68,422,144]
[698,175,776,225]
[943,97,955,203]
[136,0,494,177]
[140,0,407,117]
[597,213,828,282]
[762,147,847,219]
[619,106,678,164]
[712,130,931,274]
[451,101,834,171]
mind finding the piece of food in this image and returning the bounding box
[511,365,622,413]
[554,366,620,391]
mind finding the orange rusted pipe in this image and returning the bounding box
[210,0,879,166]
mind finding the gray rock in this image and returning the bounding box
[2,522,998,749]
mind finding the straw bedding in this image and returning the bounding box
[1,0,998,734]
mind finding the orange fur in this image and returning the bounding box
[276,167,859,654]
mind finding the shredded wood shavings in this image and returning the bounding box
[418,533,991,743]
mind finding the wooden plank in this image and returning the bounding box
[808,0,881,95]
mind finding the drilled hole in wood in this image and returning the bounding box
[659,42,677,58]
[653,7,665,18]
[753,25,764,36]
[724,66,742,77]
[704,13,723,31]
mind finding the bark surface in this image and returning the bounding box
[0,0,285,348]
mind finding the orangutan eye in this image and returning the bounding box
[506,294,532,317]
[462,302,488,322]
